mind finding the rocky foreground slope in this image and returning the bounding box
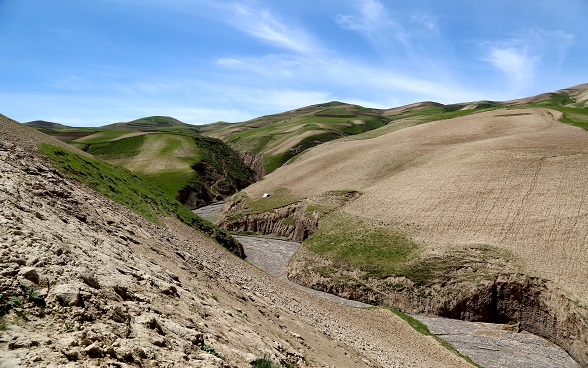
[0,115,473,367]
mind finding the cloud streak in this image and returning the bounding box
[336,0,408,44]
[483,46,536,93]
[482,28,575,94]
[227,3,320,54]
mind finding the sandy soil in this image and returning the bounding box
[244,108,588,303]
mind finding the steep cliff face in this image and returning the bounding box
[176,136,256,210]
[287,247,588,367]
[217,190,361,242]
[238,151,265,181]
[218,202,319,242]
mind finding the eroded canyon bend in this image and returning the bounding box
[194,203,582,368]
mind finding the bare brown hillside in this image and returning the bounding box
[230,108,588,365]
[0,114,473,367]
[244,108,588,302]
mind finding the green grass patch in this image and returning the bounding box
[263,152,291,173]
[391,105,499,124]
[158,134,190,155]
[39,143,244,257]
[200,343,223,359]
[223,188,299,223]
[86,134,146,158]
[315,108,357,117]
[305,204,330,214]
[544,106,588,130]
[243,188,298,213]
[305,212,419,279]
[140,170,199,199]
[303,212,512,286]
[534,94,575,106]
[251,355,295,368]
[281,216,295,225]
[376,306,483,367]
[227,124,283,145]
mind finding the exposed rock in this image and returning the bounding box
[52,283,82,307]
[177,182,215,210]
[238,151,265,180]
[218,190,361,242]
[219,202,319,242]
[18,266,40,284]
[288,246,588,367]
[83,341,104,358]
[79,268,100,289]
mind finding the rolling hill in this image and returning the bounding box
[24,116,256,209]
[73,130,255,209]
[25,84,588,213]
[199,84,588,176]
[201,102,391,173]
[100,115,200,134]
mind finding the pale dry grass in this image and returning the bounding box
[110,131,154,141]
[111,134,196,173]
[265,130,326,155]
[246,108,588,302]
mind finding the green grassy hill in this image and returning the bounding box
[101,115,199,134]
[202,102,391,173]
[201,88,588,174]
[24,116,255,209]
[24,83,588,211]
[72,132,254,209]
[25,121,100,144]
[25,120,71,130]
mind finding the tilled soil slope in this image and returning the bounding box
[234,108,588,366]
[243,108,588,302]
[0,115,473,367]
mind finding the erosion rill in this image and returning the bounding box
[218,198,588,367]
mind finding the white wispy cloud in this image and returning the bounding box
[215,51,484,106]
[227,3,320,54]
[335,0,408,44]
[483,46,536,93]
[216,54,310,79]
[411,15,437,33]
[482,28,575,94]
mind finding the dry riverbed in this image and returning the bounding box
[234,234,581,368]
[193,201,581,367]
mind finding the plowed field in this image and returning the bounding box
[245,108,588,301]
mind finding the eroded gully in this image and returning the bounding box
[194,205,581,368]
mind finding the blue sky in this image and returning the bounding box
[0,0,586,126]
